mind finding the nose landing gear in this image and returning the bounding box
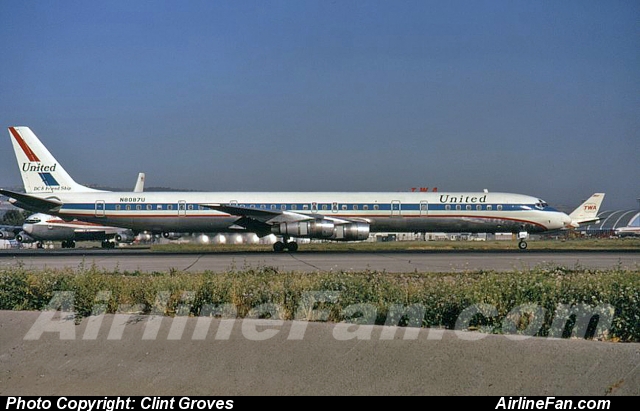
[517,231,529,250]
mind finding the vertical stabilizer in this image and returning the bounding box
[8,127,103,193]
[568,193,605,227]
[134,172,145,192]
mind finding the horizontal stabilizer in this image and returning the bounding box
[0,189,63,212]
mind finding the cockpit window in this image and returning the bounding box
[25,217,41,224]
[535,199,549,210]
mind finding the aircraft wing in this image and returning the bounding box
[201,203,360,236]
[0,189,63,213]
[202,203,355,224]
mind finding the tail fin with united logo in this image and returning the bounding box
[8,126,103,194]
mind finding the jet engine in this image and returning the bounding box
[271,220,370,241]
[162,232,183,240]
[0,230,16,240]
[15,232,36,243]
[332,222,370,241]
[115,232,135,243]
[136,232,153,242]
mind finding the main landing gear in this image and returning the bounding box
[101,240,116,249]
[273,236,298,252]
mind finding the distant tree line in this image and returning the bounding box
[1,209,31,226]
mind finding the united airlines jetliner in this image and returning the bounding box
[1,126,574,251]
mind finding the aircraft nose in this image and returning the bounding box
[561,213,573,228]
[23,224,34,234]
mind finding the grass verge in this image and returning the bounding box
[1,263,638,342]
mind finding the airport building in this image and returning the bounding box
[575,209,640,237]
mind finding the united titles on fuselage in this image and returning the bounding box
[439,194,487,203]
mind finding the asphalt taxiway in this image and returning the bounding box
[1,310,638,396]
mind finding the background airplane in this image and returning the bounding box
[1,126,575,251]
[0,172,146,249]
[16,212,137,248]
[614,226,640,237]
[614,210,640,237]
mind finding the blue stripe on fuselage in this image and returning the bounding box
[59,202,558,213]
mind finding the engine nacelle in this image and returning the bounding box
[272,219,335,238]
[16,232,36,243]
[0,230,16,240]
[331,222,370,241]
[271,220,370,241]
[136,233,153,242]
[162,232,183,240]
[115,232,134,243]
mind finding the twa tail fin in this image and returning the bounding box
[568,193,605,227]
[8,127,103,193]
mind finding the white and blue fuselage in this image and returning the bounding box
[36,190,570,236]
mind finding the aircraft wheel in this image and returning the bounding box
[286,242,298,252]
[518,240,528,250]
[70,241,76,248]
[61,241,68,248]
[37,242,43,249]
[273,241,286,252]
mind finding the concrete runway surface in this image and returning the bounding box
[0,311,638,396]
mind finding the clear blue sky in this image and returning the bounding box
[1,0,638,211]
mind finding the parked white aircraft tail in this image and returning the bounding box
[1,126,574,251]
[568,193,605,228]
[134,172,145,193]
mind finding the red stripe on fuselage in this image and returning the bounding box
[9,127,40,162]
[45,218,118,228]
[57,212,549,230]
